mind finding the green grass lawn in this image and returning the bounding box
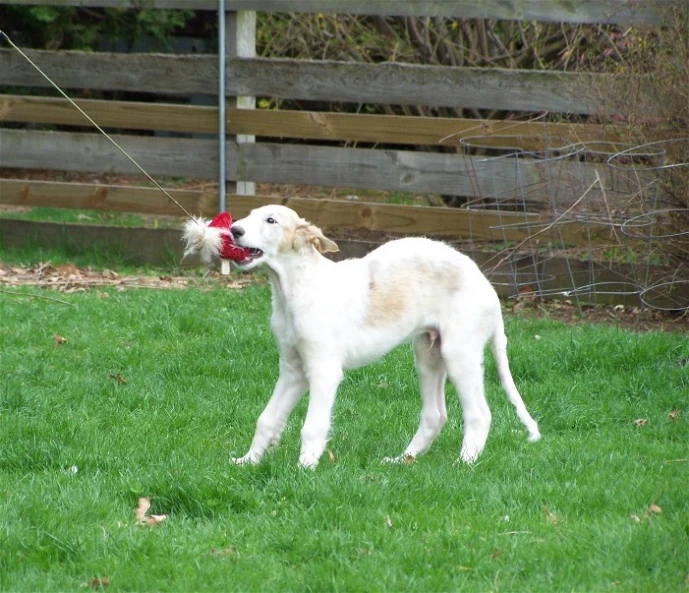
[1,272,688,591]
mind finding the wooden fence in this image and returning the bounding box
[0,1,667,251]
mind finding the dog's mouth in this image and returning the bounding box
[235,247,264,265]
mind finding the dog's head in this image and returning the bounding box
[230,205,339,270]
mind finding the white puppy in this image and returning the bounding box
[228,205,540,468]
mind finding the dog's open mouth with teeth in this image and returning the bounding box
[234,247,263,265]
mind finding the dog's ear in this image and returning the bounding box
[294,223,339,254]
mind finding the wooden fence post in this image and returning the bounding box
[226,9,256,197]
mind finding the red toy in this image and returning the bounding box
[182,211,250,264]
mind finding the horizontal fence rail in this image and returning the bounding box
[2,128,631,203]
[0,95,631,148]
[0,50,640,115]
[2,0,667,25]
[0,179,616,248]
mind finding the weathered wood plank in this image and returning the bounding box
[2,0,216,8]
[0,95,218,133]
[0,179,215,217]
[1,95,628,148]
[0,49,217,95]
[0,179,617,247]
[237,142,613,202]
[227,194,547,242]
[0,50,632,115]
[1,127,623,201]
[229,109,627,149]
[1,0,667,25]
[226,9,257,196]
[228,1,667,25]
[0,129,225,179]
[230,58,628,115]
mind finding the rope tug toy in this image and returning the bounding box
[182,212,250,269]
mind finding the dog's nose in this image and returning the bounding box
[231,225,245,239]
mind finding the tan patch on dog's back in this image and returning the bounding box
[364,259,461,326]
[366,276,410,325]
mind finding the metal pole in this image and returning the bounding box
[218,0,226,213]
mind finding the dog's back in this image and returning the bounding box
[304,238,502,369]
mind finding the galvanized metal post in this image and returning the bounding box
[218,0,227,214]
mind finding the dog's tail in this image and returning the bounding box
[490,317,541,442]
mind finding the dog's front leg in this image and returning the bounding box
[231,352,307,465]
[298,362,343,469]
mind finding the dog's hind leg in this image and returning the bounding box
[384,332,447,463]
[231,350,307,465]
[441,339,492,464]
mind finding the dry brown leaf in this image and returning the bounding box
[630,513,641,523]
[402,454,415,465]
[210,547,239,557]
[633,418,647,427]
[647,503,662,515]
[518,285,537,302]
[52,333,67,346]
[327,449,336,463]
[108,373,127,385]
[668,409,679,421]
[81,577,110,590]
[491,549,503,560]
[56,263,81,277]
[134,497,167,526]
[543,505,559,525]
[384,514,393,528]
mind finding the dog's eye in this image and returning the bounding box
[266,217,277,225]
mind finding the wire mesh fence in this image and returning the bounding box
[458,135,689,312]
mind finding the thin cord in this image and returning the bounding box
[0,29,198,222]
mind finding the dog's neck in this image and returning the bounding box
[265,249,331,303]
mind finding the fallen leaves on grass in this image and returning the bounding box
[633,418,647,427]
[81,577,110,590]
[384,514,393,528]
[543,505,559,525]
[210,547,239,557]
[0,261,250,293]
[327,449,336,463]
[630,503,663,524]
[52,333,67,346]
[134,497,167,527]
[668,409,679,421]
[108,373,127,385]
[648,503,662,515]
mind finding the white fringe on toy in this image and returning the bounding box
[182,217,224,262]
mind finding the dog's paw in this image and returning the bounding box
[459,447,480,464]
[230,453,258,466]
[298,453,319,470]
